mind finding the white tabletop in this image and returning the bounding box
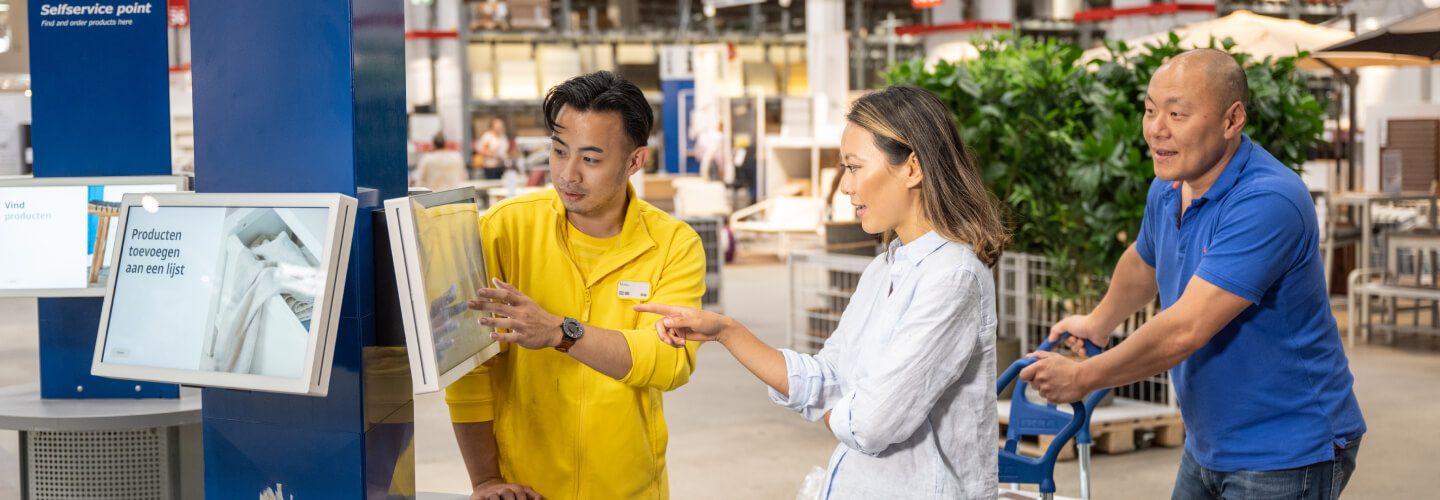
[1331,191,1437,203]
[0,383,202,432]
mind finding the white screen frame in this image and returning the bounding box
[91,192,357,396]
[385,187,499,394]
[0,175,190,298]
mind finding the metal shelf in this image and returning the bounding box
[466,29,921,47]
[468,94,788,110]
[467,30,808,45]
[1218,2,1343,17]
[805,310,843,322]
[1016,19,1078,32]
[797,286,855,298]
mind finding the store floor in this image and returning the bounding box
[2,263,1438,498]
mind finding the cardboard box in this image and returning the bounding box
[507,0,551,30]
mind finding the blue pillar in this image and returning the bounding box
[190,0,410,497]
[661,78,696,175]
[28,0,178,399]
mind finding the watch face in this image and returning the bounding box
[562,318,583,339]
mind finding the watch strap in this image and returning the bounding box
[555,317,581,353]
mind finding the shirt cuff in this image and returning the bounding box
[767,349,804,408]
[617,327,659,387]
[616,326,695,391]
[829,393,875,456]
[1194,267,1263,305]
[444,367,496,422]
[444,399,495,423]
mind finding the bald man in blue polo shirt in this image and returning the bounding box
[1020,49,1365,499]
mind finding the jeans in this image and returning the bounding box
[1172,438,1360,500]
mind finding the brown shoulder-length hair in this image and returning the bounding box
[846,86,1009,267]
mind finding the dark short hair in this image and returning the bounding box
[542,71,653,150]
[432,131,446,150]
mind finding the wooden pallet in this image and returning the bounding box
[998,397,1184,461]
[1091,411,1184,454]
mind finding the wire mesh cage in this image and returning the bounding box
[25,427,176,500]
[787,251,873,354]
[1351,231,1440,344]
[785,249,1177,408]
[996,252,1175,409]
[680,215,725,312]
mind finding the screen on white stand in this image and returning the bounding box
[385,187,498,394]
[0,175,188,297]
[91,192,357,396]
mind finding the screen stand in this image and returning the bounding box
[38,297,181,401]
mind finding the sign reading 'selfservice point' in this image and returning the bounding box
[29,0,169,179]
[38,2,155,27]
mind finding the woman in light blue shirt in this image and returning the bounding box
[637,86,1007,499]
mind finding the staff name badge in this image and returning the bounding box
[617,281,650,300]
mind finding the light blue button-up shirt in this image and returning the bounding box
[771,231,998,499]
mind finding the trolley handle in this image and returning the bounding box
[1036,332,1104,358]
[996,357,1036,394]
[995,332,1102,394]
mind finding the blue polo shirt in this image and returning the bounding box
[1134,134,1365,471]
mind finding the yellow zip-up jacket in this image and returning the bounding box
[445,186,705,500]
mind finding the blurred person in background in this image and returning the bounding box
[411,131,466,193]
[475,117,510,180]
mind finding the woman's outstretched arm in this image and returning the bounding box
[633,303,790,395]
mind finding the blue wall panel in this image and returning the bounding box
[202,417,365,499]
[191,1,357,196]
[27,0,176,399]
[37,298,178,399]
[190,0,409,496]
[28,0,170,178]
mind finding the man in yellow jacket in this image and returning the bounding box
[446,71,706,500]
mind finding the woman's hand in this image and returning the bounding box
[633,303,735,348]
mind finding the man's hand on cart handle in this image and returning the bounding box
[1049,315,1110,358]
[1020,351,1088,404]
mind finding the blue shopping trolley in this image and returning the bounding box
[996,333,1111,500]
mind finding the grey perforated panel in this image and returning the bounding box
[26,428,172,500]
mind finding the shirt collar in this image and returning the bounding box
[887,230,948,268]
[549,184,657,287]
[1200,133,1253,203]
[549,183,649,240]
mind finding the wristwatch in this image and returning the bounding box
[556,317,584,353]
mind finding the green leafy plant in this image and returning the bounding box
[883,33,1327,298]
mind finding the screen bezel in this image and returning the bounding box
[0,175,191,298]
[384,186,499,394]
[90,192,357,396]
